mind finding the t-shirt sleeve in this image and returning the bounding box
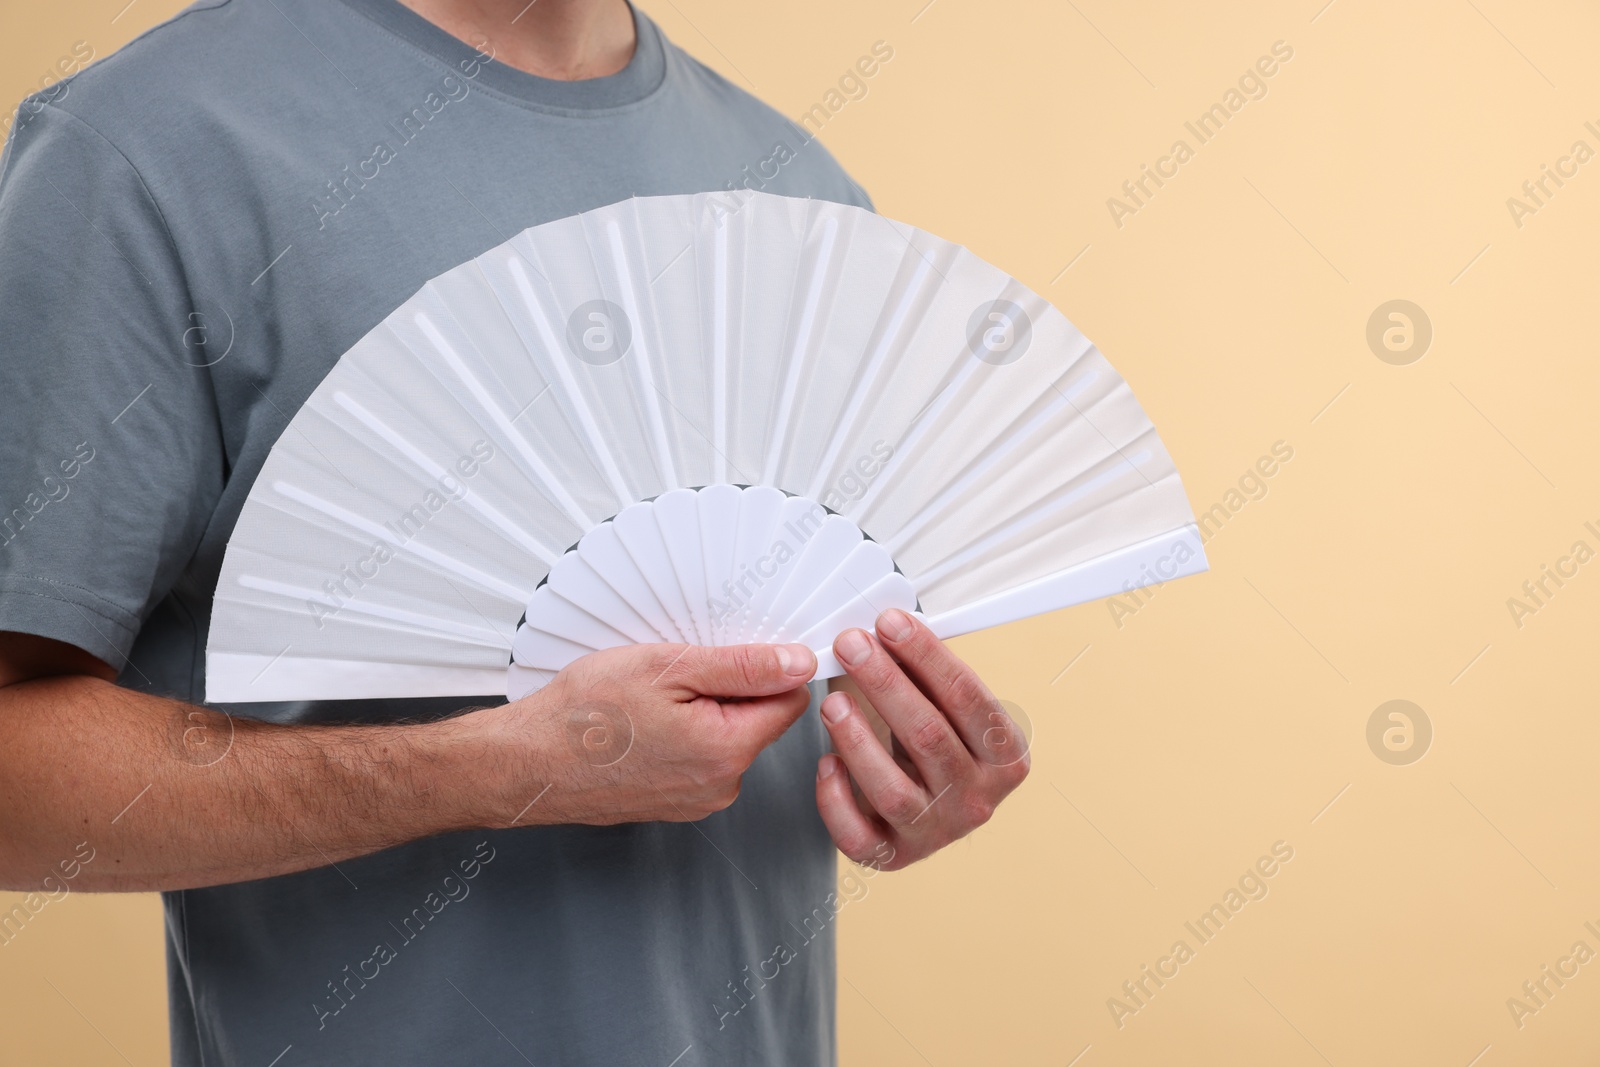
[0,101,224,669]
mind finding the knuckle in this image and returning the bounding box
[878,785,924,825]
[947,670,992,712]
[1002,749,1032,786]
[681,776,741,821]
[901,628,940,664]
[833,715,877,754]
[707,751,746,784]
[958,792,996,828]
[839,833,883,866]
[868,841,902,871]
[854,650,898,692]
[650,643,693,685]
[729,645,770,690]
[906,717,968,782]
[906,714,951,756]
[711,777,742,812]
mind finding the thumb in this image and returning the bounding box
[659,642,817,698]
[721,687,816,754]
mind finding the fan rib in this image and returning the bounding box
[414,309,596,533]
[924,523,1206,640]
[331,390,552,562]
[519,586,629,651]
[851,301,993,516]
[547,551,661,644]
[575,523,683,643]
[268,481,532,601]
[755,513,860,642]
[697,484,741,644]
[729,485,787,640]
[762,214,839,485]
[883,358,1100,555]
[913,447,1158,589]
[653,489,713,645]
[711,215,730,484]
[793,571,917,649]
[504,255,633,506]
[236,574,507,648]
[604,219,679,490]
[804,249,937,503]
[215,653,510,702]
[507,625,596,672]
[779,539,895,641]
[611,506,697,643]
[746,496,825,642]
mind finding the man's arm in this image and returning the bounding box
[0,631,817,893]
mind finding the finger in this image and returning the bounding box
[873,609,1010,761]
[833,627,972,792]
[815,753,894,867]
[819,690,930,832]
[657,642,816,698]
[720,685,814,753]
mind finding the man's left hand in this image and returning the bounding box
[815,609,1030,871]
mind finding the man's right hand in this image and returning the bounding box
[478,642,818,827]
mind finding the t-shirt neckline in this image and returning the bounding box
[334,0,667,111]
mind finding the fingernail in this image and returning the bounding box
[836,629,872,667]
[778,644,816,677]
[822,692,850,724]
[818,754,840,780]
[878,608,913,642]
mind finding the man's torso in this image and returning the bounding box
[0,1,869,1061]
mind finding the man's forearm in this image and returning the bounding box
[0,675,515,892]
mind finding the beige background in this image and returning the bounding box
[4,0,1599,1064]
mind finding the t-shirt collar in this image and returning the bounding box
[335,0,668,111]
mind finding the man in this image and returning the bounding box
[0,1,1028,1062]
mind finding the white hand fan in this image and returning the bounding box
[205,192,1207,703]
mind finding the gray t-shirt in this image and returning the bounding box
[0,2,872,1063]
